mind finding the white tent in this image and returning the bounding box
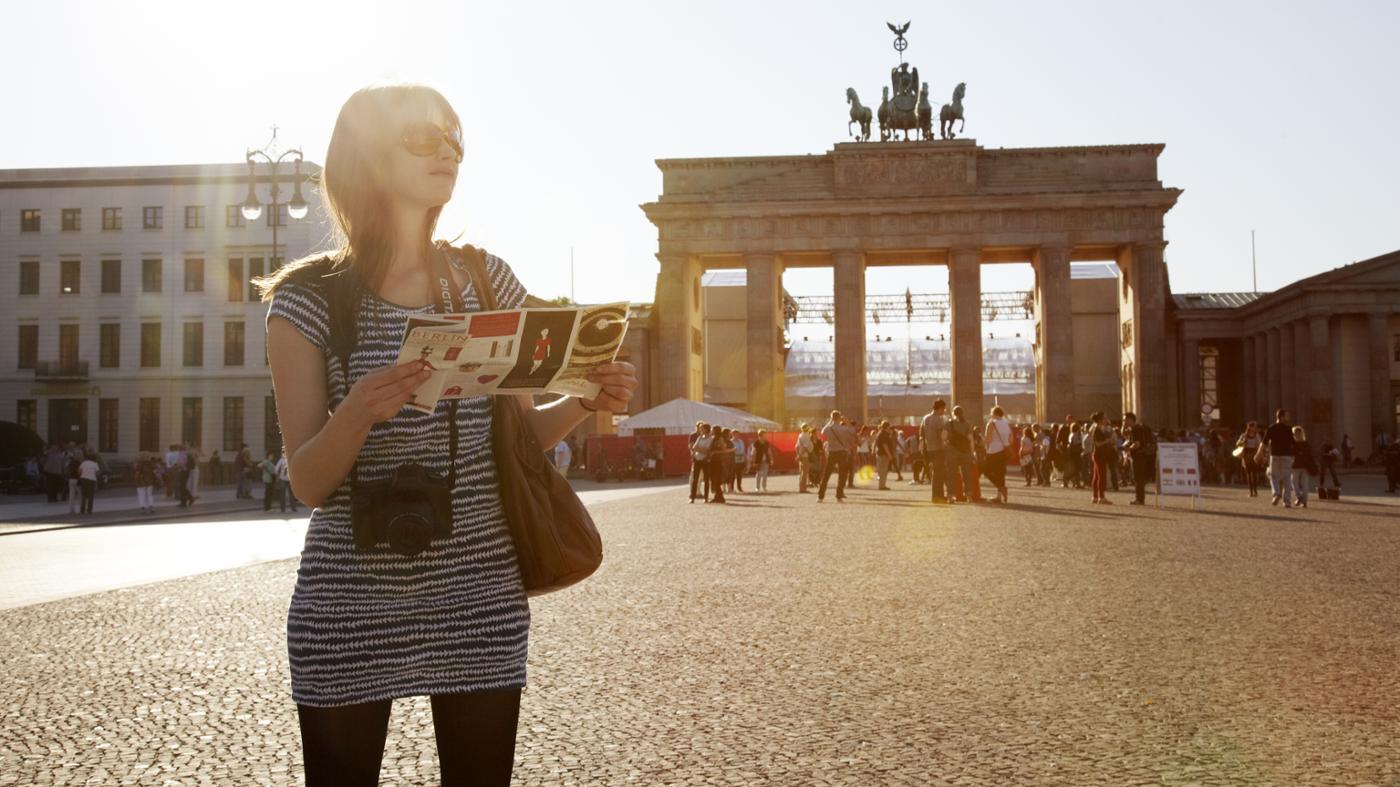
[615,398,782,436]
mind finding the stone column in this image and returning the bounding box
[1033,245,1074,422]
[745,253,784,424]
[1242,334,1257,424]
[832,250,867,424]
[1278,323,1295,422]
[1368,310,1393,443]
[655,254,703,404]
[1130,243,1169,425]
[1265,327,1281,419]
[1181,337,1201,427]
[949,247,984,425]
[1307,313,1334,441]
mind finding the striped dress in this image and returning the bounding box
[266,247,531,708]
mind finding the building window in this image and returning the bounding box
[1199,345,1219,424]
[225,205,246,228]
[60,260,81,294]
[139,398,160,452]
[143,206,163,229]
[223,397,244,451]
[185,258,205,292]
[265,395,282,455]
[62,208,81,231]
[17,400,37,434]
[99,399,119,453]
[141,322,161,367]
[247,258,263,301]
[19,261,39,295]
[102,207,122,230]
[183,322,204,367]
[184,205,205,229]
[100,323,121,368]
[181,397,203,447]
[21,209,40,232]
[100,259,121,294]
[224,321,245,366]
[59,324,79,367]
[142,259,162,292]
[18,325,38,369]
[227,258,244,302]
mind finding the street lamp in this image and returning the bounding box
[240,126,308,268]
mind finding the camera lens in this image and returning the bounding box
[385,508,435,556]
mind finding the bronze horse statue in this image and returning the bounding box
[845,88,872,142]
[940,82,967,140]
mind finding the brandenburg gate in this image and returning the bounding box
[641,22,1180,428]
[642,139,1181,427]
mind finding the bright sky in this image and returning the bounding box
[7,0,1398,306]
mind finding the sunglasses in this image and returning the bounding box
[400,121,463,162]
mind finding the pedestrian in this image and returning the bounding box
[730,432,746,493]
[809,430,826,491]
[1236,422,1264,497]
[259,451,279,512]
[1384,435,1400,493]
[795,424,815,494]
[818,410,856,502]
[553,437,572,475]
[164,444,182,499]
[1123,412,1155,504]
[982,406,1012,504]
[921,399,949,503]
[134,453,157,513]
[1341,433,1353,467]
[275,449,299,512]
[185,444,202,501]
[1290,426,1317,508]
[1019,426,1036,487]
[75,451,99,515]
[892,430,906,482]
[945,406,977,503]
[751,430,772,492]
[1318,441,1342,490]
[875,421,897,490]
[235,443,254,499]
[689,423,714,503]
[1064,422,1084,489]
[708,429,732,504]
[208,450,223,486]
[1264,409,1297,507]
[65,449,82,514]
[1088,411,1115,505]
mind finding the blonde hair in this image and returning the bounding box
[1292,425,1307,441]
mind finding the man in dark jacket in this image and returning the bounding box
[1123,412,1156,505]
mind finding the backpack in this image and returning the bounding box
[67,457,81,480]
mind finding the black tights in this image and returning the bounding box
[297,687,522,787]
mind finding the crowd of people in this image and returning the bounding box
[19,441,299,516]
[682,402,1400,508]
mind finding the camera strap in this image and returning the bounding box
[347,244,467,493]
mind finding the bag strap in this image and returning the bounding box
[455,245,497,311]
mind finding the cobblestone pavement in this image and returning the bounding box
[3,474,1398,785]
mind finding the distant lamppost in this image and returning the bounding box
[240,126,309,269]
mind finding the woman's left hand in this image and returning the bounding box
[581,362,639,413]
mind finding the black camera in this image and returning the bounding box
[350,464,453,556]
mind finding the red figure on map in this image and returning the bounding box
[530,328,552,375]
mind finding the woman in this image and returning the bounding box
[259,84,637,785]
[1236,421,1264,498]
[1019,425,1036,487]
[1291,426,1317,508]
[982,406,1012,504]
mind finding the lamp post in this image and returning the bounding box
[240,125,309,270]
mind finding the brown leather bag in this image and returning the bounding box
[455,245,604,597]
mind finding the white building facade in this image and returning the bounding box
[0,163,334,462]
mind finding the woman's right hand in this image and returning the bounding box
[339,360,433,429]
